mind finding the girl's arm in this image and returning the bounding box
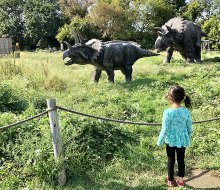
[157,111,169,146]
[187,113,193,138]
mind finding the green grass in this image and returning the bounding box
[0,50,220,189]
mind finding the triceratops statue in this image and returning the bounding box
[154,17,207,63]
[63,36,158,83]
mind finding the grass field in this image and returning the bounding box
[0,50,220,189]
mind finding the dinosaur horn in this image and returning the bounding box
[71,29,80,44]
[76,30,85,44]
[165,25,175,33]
[63,41,72,49]
[157,31,164,36]
[154,27,164,32]
[201,31,208,37]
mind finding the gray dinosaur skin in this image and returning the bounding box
[63,39,159,83]
[155,17,207,63]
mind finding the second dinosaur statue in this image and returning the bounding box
[155,17,207,63]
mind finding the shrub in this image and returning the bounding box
[0,61,22,78]
[30,94,48,111]
[0,83,28,113]
[62,118,138,171]
[44,75,67,91]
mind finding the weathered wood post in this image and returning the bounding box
[47,99,66,186]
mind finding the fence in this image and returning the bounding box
[0,99,220,186]
[0,37,13,55]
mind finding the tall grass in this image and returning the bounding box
[0,51,219,189]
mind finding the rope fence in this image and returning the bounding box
[0,110,48,131]
[57,106,220,125]
[0,99,220,186]
[1,105,220,131]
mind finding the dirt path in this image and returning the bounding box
[185,169,220,189]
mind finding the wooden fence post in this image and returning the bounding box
[47,99,66,186]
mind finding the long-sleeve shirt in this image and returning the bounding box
[157,107,192,148]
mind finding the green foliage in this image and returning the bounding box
[0,0,24,45]
[58,0,91,20]
[0,0,63,49]
[0,61,23,78]
[202,16,220,49]
[23,0,63,48]
[0,83,28,113]
[165,0,186,11]
[131,0,176,28]
[62,118,138,171]
[183,0,204,21]
[182,0,220,21]
[88,2,133,40]
[56,24,72,43]
[44,75,67,91]
[56,16,98,43]
[30,93,48,111]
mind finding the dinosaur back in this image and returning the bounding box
[163,16,186,34]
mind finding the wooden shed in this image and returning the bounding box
[0,37,13,55]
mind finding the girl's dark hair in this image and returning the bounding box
[167,85,192,108]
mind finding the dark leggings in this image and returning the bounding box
[166,144,186,181]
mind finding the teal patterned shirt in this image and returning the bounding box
[157,107,192,148]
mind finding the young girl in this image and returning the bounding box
[157,85,192,188]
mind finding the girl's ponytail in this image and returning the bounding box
[184,95,192,109]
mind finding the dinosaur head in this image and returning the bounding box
[154,26,176,53]
[62,41,98,66]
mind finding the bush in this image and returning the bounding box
[44,75,67,91]
[30,93,48,111]
[0,61,22,78]
[62,118,138,171]
[0,83,28,113]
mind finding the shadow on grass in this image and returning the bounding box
[123,78,157,88]
[63,178,166,190]
[203,57,220,63]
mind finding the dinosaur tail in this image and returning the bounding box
[201,31,208,37]
[145,50,160,57]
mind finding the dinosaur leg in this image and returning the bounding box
[106,68,115,83]
[92,69,102,83]
[195,46,202,63]
[179,51,187,61]
[185,41,195,63]
[121,68,126,77]
[164,46,174,63]
[124,65,133,82]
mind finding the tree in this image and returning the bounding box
[183,0,205,21]
[23,0,63,48]
[128,0,176,47]
[87,2,133,40]
[0,0,25,46]
[182,0,220,49]
[58,0,92,21]
[183,0,220,21]
[56,16,98,43]
[165,0,186,11]
[202,16,220,49]
[0,0,64,49]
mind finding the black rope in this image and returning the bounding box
[1,106,220,131]
[57,106,161,126]
[57,106,220,125]
[0,108,56,131]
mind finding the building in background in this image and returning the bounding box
[0,35,13,55]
